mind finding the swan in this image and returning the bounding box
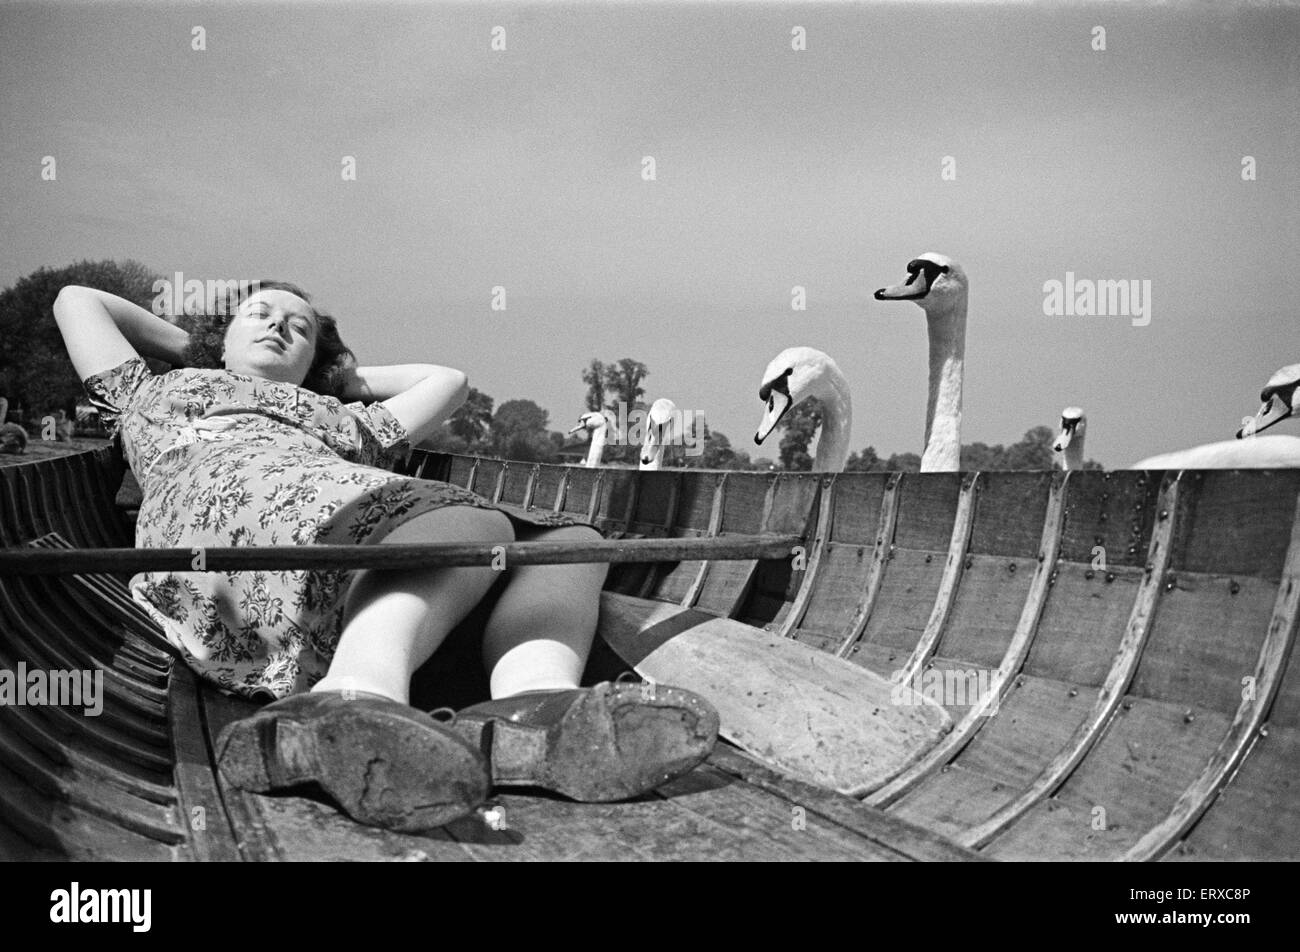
[568,410,615,468]
[640,398,678,470]
[874,253,968,472]
[1132,363,1300,469]
[0,397,28,455]
[753,347,852,472]
[1052,407,1087,470]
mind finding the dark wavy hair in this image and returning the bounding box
[178,280,356,398]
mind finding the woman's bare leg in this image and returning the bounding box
[481,525,609,698]
[314,506,514,704]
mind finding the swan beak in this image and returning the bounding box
[567,423,587,436]
[1238,394,1292,438]
[875,271,930,302]
[1053,430,1072,454]
[754,392,792,445]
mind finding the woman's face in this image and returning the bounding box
[222,289,319,386]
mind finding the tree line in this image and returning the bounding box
[0,260,1102,470]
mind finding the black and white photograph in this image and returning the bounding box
[0,0,1295,895]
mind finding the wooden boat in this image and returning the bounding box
[1,445,1297,861]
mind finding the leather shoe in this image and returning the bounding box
[452,681,719,802]
[216,690,490,833]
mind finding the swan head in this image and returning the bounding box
[568,410,613,437]
[1237,363,1300,439]
[874,252,967,314]
[640,398,677,465]
[1053,406,1086,453]
[753,346,843,445]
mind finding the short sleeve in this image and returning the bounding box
[344,400,412,470]
[82,356,153,438]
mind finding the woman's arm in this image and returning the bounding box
[52,286,190,380]
[342,364,469,447]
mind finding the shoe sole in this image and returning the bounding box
[216,700,490,833]
[455,683,720,802]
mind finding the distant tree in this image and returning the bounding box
[0,259,159,421]
[489,398,557,462]
[582,359,606,413]
[884,452,922,472]
[960,441,1005,471]
[777,397,823,471]
[602,358,648,413]
[845,446,882,471]
[448,387,494,448]
[1001,426,1056,470]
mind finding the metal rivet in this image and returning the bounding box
[1229,580,1240,595]
[1085,569,1095,580]
[1099,512,1108,522]
[1183,710,1195,724]
[1008,562,1017,573]
[925,554,933,563]
[1165,575,1177,592]
[1106,572,1115,583]
[965,557,973,569]
[1121,700,1132,711]
[1260,724,1270,737]
[1158,509,1169,521]
[1069,688,1078,697]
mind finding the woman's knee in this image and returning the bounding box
[517,525,604,545]
[382,506,515,545]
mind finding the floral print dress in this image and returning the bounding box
[83,357,586,700]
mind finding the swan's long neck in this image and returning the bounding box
[1064,431,1084,470]
[922,299,966,472]
[584,425,607,468]
[812,371,853,472]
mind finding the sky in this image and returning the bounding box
[1,0,1297,468]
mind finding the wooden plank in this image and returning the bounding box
[598,592,950,796]
[984,699,1229,861]
[682,473,729,608]
[865,471,1068,805]
[167,664,244,862]
[720,474,780,618]
[706,745,986,862]
[551,467,571,514]
[894,473,979,686]
[776,475,835,639]
[836,474,902,657]
[653,762,904,861]
[636,471,682,599]
[521,463,540,510]
[200,690,283,861]
[586,468,607,524]
[0,714,184,844]
[1123,485,1300,860]
[959,475,1181,848]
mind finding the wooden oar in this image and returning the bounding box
[598,591,952,796]
[0,534,800,576]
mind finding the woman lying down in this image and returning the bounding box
[53,281,718,832]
